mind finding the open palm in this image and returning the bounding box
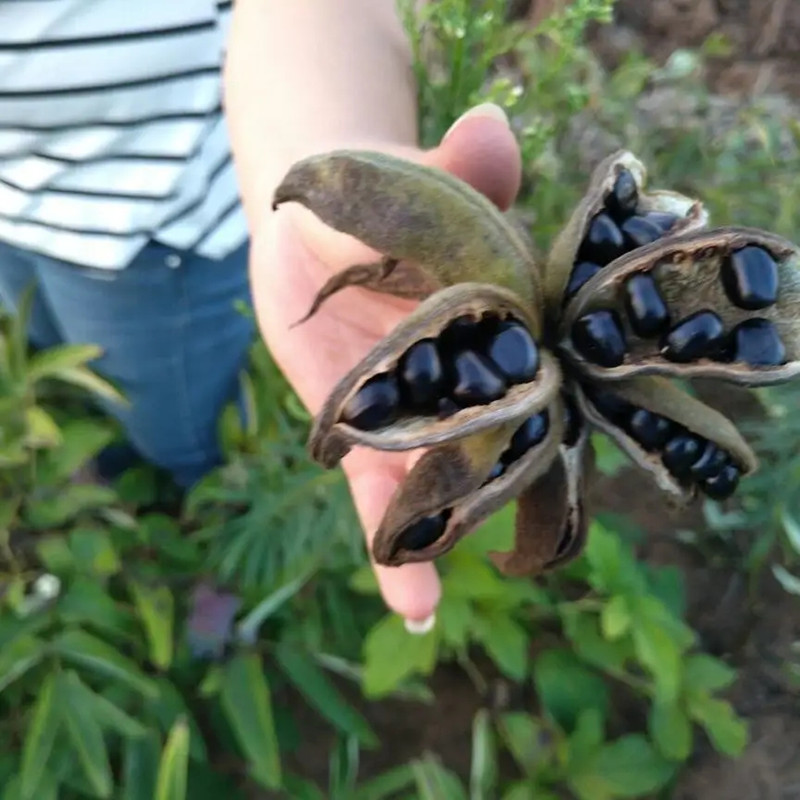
[249,107,522,624]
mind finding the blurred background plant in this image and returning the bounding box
[1,1,799,798]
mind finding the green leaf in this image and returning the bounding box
[129,580,174,670]
[67,672,147,739]
[683,654,737,693]
[561,608,631,672]
[567,709,605,765]
[25,485,117,529]
[122,733,161,800]
[59,671,113,798]
[569,734,675,800]
[436,595,473,651]
[353,765,417,800]
[69,528,121,576]
[649,701,692,761]
[23,406,62,448]
[687,695,748,757]
[274,644,377,746]
[470,709,497,800]
[155,718,190,800]
[600,596,630,641]
[584,524,643,595]
[146,678,208,762]
[20,671,60,800]
[57,577,133,636]
[236,570,313,644]
[472,613,528,681]
[35,535,74,574]
[36,419,114,483]
[772,565,800,596]
[498,713,551,775]
[412,755,467,800]
[27,344,102,381]
[0,635,45,692]
[45,364,127,406]
[220,652,281,789]
[51,628,159,698]
[533,649,609,731]
[362,614,438,698]
[780,508,800,555]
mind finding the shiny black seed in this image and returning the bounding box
[439,315,483,353]
[565,261,602,300]
[572,310,627,367]
[579,213,627,266]
[450,351,507,406]
[504,411,550,464]
[662,433,703,479]
[396,512,449,551]
[485,461,506,483]
[701,463,740,500]
[642,210,680,233]
[730,318,786,366]
[586,388,634,425]
[341,373,400,430]
[627,408,674,451]
[437,397,460,419]
[606,169,638,220]
[398,339,445,409]
[620,215,664,249]
[623,273,671,338]
[722,246,779,310]
[689,442,728,480]
[563,394,583,446]
[485,321,540,384]
[661,311,726,363]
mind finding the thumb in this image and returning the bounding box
[421,102,522,211]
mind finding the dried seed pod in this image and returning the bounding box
[559,227,800,386]
[273,149,541,313]
[309,283,562,468]
[372,397,565,567]
[546,150,708,313]
[576,376,757,502]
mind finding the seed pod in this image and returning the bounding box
[545,150,707,313]
[273,149,541,313]
[308,283,561,468]
[489,410,591,576]
[372,397,565,567]
[575,376,757,502]
[560,227,800,386]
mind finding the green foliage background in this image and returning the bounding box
[1,1,800,798]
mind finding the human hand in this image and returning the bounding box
[249,104,522,628]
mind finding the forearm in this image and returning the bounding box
[223,0,418,230]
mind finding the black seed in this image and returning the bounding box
[396,512,449,551]
[439,315,483,353]
[689,442,728,480]
[398,339,446,409]
[642,210,679,234]
[579,212,627,266]
[563,394,583,446]
[485,461,506,483]
[485,321,540,384]
[503,411,550,464]
[722,246,779,310]
[701,463,740,500]
[565,261,602,301]
[662,433,704,479]
[437,397,460,419]
[730,318,786,366]
[621,215,664,249]
[572,310,627,367]
[623,273,671,338]
[627,408,674,451]
[606,168,638,220]
[341,373,400,430]
[661,310,726,363]
[449,351,507,406]
[586,387,634,425]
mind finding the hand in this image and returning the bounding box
[249,104,522,627]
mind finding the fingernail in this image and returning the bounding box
[443,103,509,141]
[404,613,436,635]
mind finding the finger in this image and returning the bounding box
[342,446,441,624]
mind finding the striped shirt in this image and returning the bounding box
[0,0,247,269]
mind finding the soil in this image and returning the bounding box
[261,4,800,797]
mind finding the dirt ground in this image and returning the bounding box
[274,4,800,797]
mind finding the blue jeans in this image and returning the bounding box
[0,239,255,488]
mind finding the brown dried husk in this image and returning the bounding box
[559,227,800,386]
[308,283,561,468]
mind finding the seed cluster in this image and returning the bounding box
[571,244,786,369]
[396,409,551,553]
[341,314,541,430]
[588,388,740,499]
[564,168,680,303]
